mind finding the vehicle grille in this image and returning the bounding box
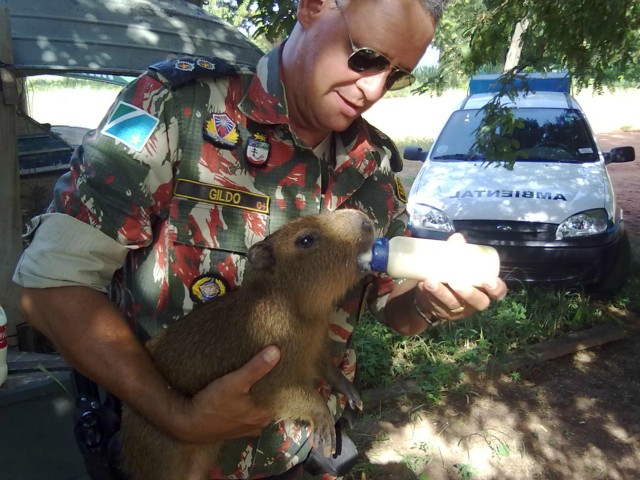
[453,220,557,243]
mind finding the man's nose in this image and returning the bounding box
[356,70,389,102]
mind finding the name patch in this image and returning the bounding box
[174,179,270,214]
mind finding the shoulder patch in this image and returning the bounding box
[361,118,403,173]
[149,56,255,89]
[394,176,408,203]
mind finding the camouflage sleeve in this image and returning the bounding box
[51,71,180,245]
[13,72,180,291]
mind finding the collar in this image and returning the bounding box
[237,46,400,195]
[238,46,289,125]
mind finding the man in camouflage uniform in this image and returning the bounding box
[14,0,507,478]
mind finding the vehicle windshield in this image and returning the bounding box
[431,108,599,163]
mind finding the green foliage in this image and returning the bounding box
[470,100,523,168]
[426,0,640,93]
[204,1,278,50]
[455,462,477,480]
[202,1,640,93]
[353,276,631,406]
[617,233,640,312]
[206,0,296,44]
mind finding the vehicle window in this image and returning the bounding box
[431,108,599,163]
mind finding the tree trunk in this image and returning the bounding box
[504,19,530,72]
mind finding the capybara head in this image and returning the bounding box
[246,209,375,305]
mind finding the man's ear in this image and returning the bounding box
[297,0,329,28]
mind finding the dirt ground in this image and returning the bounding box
[350,130,640,479]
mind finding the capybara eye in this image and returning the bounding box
[295,232,319,249]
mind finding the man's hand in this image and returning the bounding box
[384,233,508,335]
[414,233,507,322]
[172,345,281,443]
[414,275,507,323]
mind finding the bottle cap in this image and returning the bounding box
[369,237,390,273]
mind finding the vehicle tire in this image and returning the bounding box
[590,231,631,295]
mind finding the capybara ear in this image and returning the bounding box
[247,241,276,272]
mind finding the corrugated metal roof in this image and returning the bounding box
[1,0,264,76]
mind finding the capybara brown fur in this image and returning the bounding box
[120,209,375,480]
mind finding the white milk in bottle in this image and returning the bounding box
[366,237,500,286]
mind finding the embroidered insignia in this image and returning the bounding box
[246,136,271,167]
[102,101,159,152]
[175,60,195,71]
[203,113,239,149]
[174,179,270,214]
[196,58,216,70]
[395,176,408,203]
[190,275,228,303]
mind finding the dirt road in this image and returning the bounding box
[599,130,640,236]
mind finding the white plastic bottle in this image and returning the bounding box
[0,306,7,386]
[367,237,500,287]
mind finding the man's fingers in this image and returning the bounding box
[484,278,508,300]
[225,345,281,393]
[446,232,467,244]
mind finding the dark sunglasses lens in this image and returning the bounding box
[386,70,415,91]
[348,48,390,72]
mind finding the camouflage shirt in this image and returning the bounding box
[19,47,409,478]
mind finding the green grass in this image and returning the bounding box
[348,258,640,478]
[354,289,596,403]
[353,151,640,405]
[353,234,640,405]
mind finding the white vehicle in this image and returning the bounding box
[405,73,635,293]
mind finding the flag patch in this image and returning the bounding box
[102,101,159,152]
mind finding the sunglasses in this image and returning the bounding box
[334,0,416,91]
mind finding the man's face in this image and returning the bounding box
[285,0,436,144]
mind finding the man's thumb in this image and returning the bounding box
[230,345,281,391]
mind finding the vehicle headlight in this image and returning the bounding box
[408,203,455,234]
[556,209,609,239]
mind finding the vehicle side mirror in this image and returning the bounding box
[604,146,635,164]
[403,146,428,162]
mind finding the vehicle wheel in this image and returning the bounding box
[590,231,631,295]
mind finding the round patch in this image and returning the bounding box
[246,135,271,167]
[190,275,228,303]
[175,60,195,71]
[196,58,216,70]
